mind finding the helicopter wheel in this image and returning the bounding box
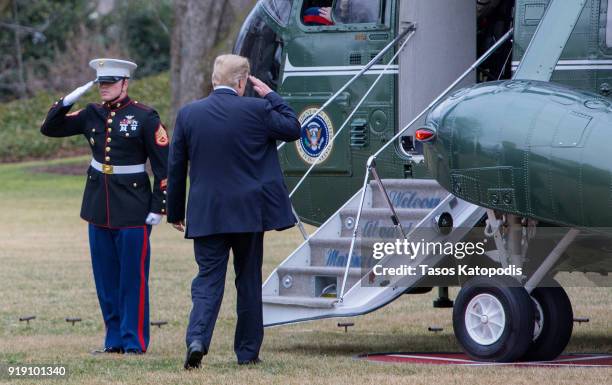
[453,276,535,362]
[522,283,573,361]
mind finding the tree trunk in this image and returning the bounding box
[170,0,236,127]
[11,0,26,98]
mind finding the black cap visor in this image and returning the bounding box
[95,76,127,84]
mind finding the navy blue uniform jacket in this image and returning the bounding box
[167,89,301,238]
[41,96,169,228]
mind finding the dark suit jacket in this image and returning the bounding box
[167,89,301,238]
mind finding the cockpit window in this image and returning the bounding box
[300,0,382,26]
[262,0,293,26]
[333,0,381,24]
[233,7,283,95]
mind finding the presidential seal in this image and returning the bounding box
[296,108,334,165]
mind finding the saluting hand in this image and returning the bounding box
[63,80,95,107]
[249,76,272,98]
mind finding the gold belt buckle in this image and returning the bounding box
[102,164,113,174]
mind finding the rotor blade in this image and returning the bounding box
[513,0,587,81]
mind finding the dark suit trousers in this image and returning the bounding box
[186,232,264,362]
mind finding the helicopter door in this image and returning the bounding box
[397,0,476,155]
[278,0,394,179]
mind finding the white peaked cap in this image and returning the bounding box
[89,58,137,79]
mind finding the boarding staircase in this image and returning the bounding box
[262,178,485,326]
[261,25,512,327]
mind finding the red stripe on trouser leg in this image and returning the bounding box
[138,226,148,352]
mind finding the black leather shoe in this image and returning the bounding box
[124,349,144,355]
[184,341,205,370]
[91,347,124,355]
[237,357,261,365]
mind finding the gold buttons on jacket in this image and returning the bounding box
[91,128,96,132]
[133,183,138,188]
[107,119,113,124]
[162,200,166,204]
[161,208,166,213]
[116,103,121,108]
[105,156,110,162]
[111,112,116,117]
[107,137,112,143]
[105,147,111,152]
[107,128,112,133]
[125,133,130,137]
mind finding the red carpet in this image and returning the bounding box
[358,353,612,367]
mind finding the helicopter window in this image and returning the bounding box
[333,0,381,24]
[262,0,293,26]
[233,9,283,94]
[301,0,334,25]
[301,0,382,26]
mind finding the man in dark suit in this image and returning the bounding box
[166,54,301,369]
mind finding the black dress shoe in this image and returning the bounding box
[124,349,144,355]
[91,347,124,355]
[184,341,205,370]
[237,357,261,365]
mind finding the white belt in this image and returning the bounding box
[90,159,146,175]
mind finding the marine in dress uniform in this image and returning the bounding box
[40,59,169,355]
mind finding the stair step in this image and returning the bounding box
[308,237,377,267]
[339,208,429,238]
[369,178,443,190]
[276,265,362,297]
[370,178,447,210]
[278,266,362,276]
[262,295,338,309]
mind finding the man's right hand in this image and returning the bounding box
[62,81,94,106]
[319,7,332,22]
[249,76,272,98]
[171,220,185,232]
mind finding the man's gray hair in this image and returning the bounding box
[212,54,250,88]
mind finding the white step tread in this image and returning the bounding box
[262,295,338,309]
[370,178,443,188]
[277,266,362,276]
[340,207,431,218]
[308,237,380,247]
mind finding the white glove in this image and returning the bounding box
[145,212,163,226]
[62,81,94,106]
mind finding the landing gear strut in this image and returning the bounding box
[433,287,454,308]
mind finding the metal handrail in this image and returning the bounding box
[338,29,514,300]
[283,24,417,240]
[288,28,416,199]
[277,24,415,152]
[373,28,514,158]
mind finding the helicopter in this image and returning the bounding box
[233,0,612,362]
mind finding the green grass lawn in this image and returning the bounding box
[0,157,611,385]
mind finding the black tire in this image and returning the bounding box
[523,285,573,361]
[453,276,535,362]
